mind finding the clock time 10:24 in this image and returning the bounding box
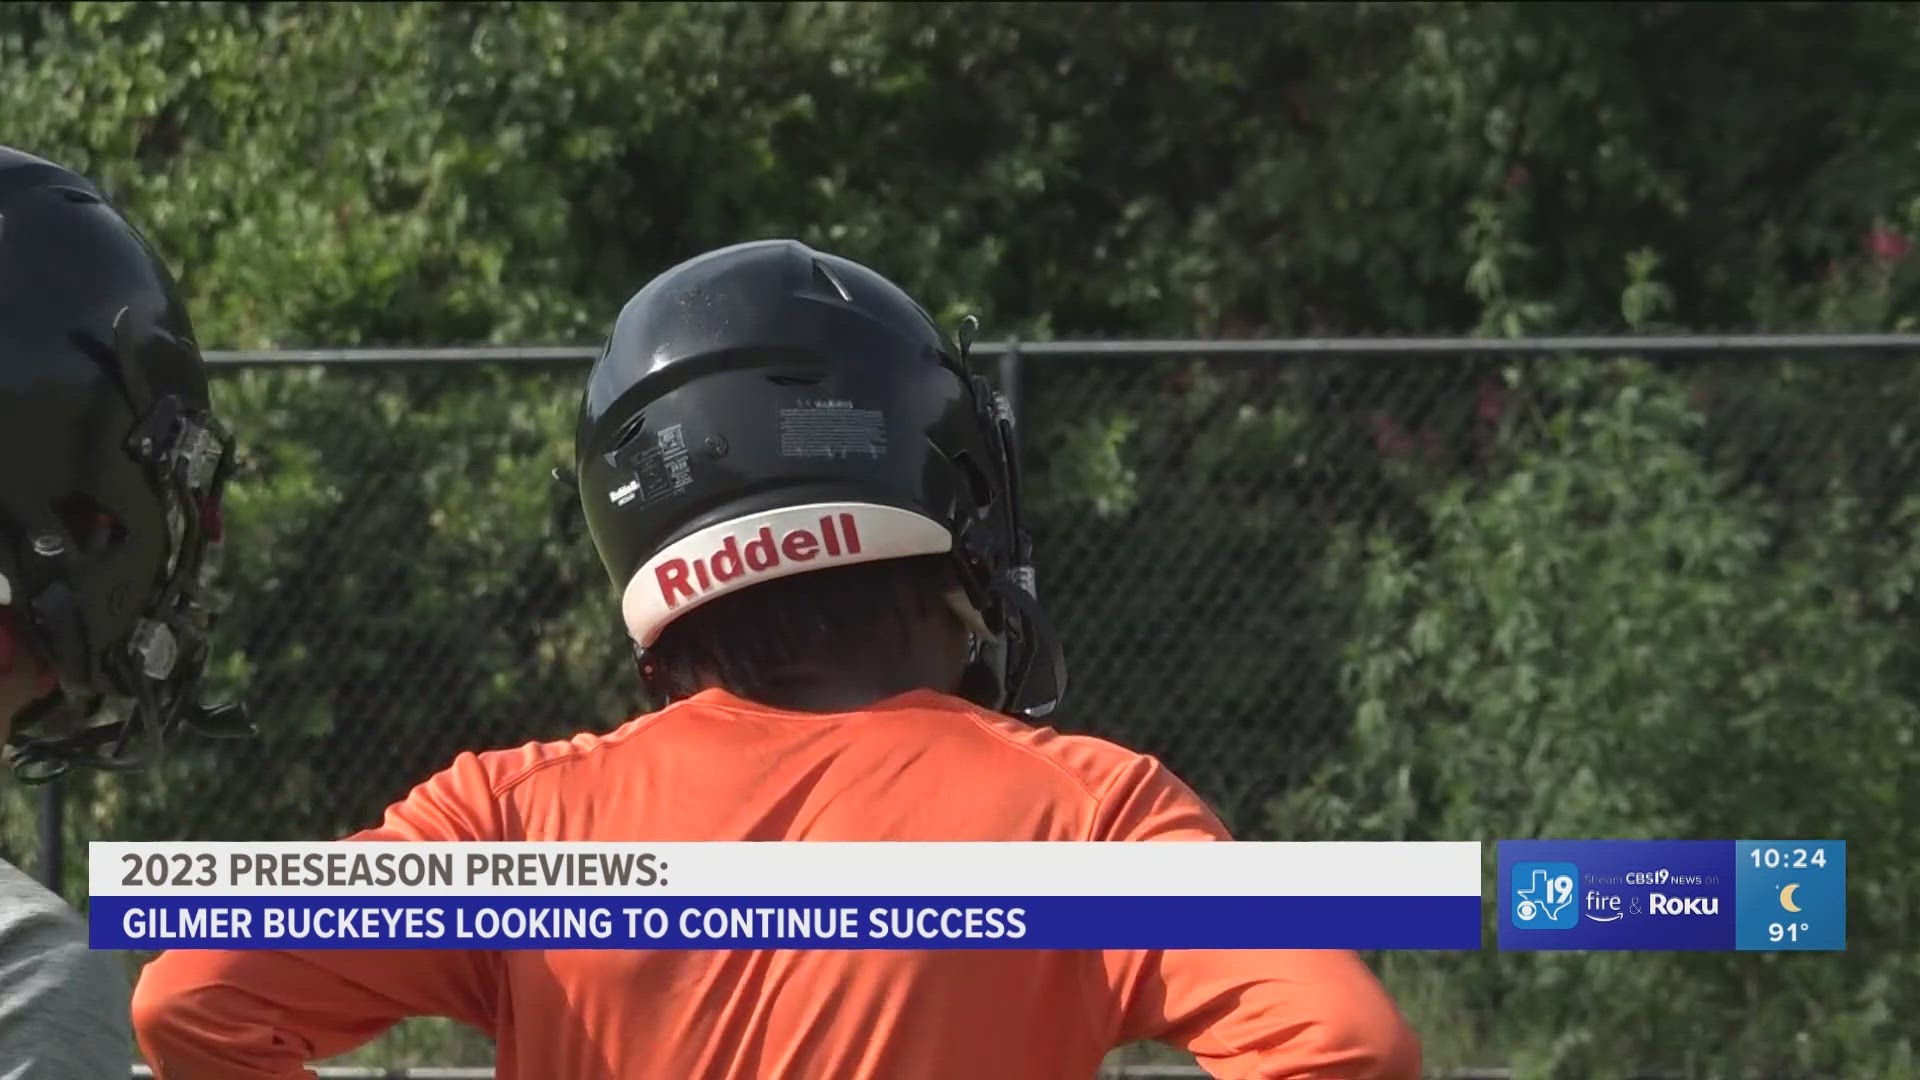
[1749,847,1828,870]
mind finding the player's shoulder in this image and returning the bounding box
[937,696,1173,804]
[0,860,132,1076]
[942,701,1230,840]
[957,704,1149,773]
[0,858,92,954]
[454,708,679,796]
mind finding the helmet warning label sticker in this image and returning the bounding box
[779,401,887,460]
[608,424,694,507]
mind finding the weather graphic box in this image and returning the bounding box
[1733,841,1845,951]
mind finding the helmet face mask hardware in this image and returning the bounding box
[572,239,1066,720]
[0,146,251,783]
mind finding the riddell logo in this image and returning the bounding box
[655,513,864,608]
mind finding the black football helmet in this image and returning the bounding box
[0,146,248,782]
[572,239,1065,719]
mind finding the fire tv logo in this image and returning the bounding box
[655,513,864,608]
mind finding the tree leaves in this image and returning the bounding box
[9,3,1919,1072]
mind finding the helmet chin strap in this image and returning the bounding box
[943,586,997,644]
[942,319,1067,722]
[992,569,1067,720]
[953,569,1066,721]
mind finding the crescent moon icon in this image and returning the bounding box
[1780,883,1802,913]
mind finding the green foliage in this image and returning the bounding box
[1276,360,1920,1075]
[3,2,1917,1073]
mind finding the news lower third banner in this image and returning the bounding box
[90,841,1483,951]
[1498,840,1846,952]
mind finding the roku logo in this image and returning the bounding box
[1647,893,1718,916]
[654,513,864,608]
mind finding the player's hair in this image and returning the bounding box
[642,555,966,707]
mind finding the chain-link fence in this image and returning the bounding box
[17,334,1917,1076]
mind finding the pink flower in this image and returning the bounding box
[1868,225,1912,265]
[1477,384,1507,424]
[1370,414,1415,458]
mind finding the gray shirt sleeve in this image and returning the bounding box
[0,860,132,1080]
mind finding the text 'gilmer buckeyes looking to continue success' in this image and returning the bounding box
[620,502,956,646]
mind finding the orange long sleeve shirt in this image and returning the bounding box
[132,688,1420,1080]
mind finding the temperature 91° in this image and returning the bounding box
[1768,921,1812,944]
